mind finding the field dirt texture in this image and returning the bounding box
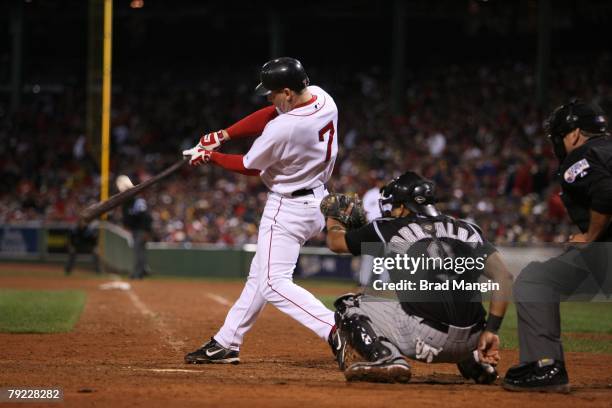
[1,263,611,407]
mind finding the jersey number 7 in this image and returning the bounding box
[318,121,335,162]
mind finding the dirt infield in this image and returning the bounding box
[1,264,611,407]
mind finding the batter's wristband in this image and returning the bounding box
[485,314,503,334]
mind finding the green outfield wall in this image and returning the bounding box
[0,222,562,280]
[99,223,254,278]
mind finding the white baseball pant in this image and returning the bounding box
[214,187,335,351]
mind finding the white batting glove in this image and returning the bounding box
[415,338,443,363]
[182,145,213,166]
[197,130,229,151]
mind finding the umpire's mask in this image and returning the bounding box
[545,99,608,162]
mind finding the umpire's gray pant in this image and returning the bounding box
[345,295,481,364]
[514,244,612,363]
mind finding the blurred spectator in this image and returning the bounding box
[1,55,610,245]
[117,175,152,279]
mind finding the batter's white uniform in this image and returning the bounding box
[214,86,338,350]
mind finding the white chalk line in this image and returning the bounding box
[102,276,185,353]
[132,368,204,373]
[126,290,155,318]
[100,278,232,354]
[126,289,185,352]
[206,293,232,307]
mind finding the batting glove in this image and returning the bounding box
[182,145,213,166]
[415,337,442,363]
[197,130,229,151]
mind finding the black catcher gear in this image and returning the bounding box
[331,294,398,370]
[378,171,439,217]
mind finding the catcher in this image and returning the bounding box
[321,171,513,383]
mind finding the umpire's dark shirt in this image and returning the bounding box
[122,198,152,232]
[345,214,497,327]
[559,136,612,242]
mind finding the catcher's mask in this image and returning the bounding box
[378,171,440,218]
[545,99,608,162]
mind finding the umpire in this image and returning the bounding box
[503,100,612,393]
[117,175,153,280]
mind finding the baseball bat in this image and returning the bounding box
[79,157,188,222]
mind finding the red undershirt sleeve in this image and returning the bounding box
[225,105,278,139]
[210,152,260,176]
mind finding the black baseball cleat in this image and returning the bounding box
[503,359,570,393]
[184,338,240,364]
[344,358,412,383]
[457,353,499,384]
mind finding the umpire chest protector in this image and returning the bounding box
[558,136,612,241]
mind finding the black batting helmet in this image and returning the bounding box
[545,99,608,161]
[379,171,440,218]
[255,57,310,96]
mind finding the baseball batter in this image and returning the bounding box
[182,57,338,363]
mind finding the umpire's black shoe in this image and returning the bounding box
[503,359,570,393]
[457,352,498,384]
[184,338,240,364]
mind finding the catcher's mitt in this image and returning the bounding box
[320,193,367,229]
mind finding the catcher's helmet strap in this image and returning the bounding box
[378,195,394,217]
[421,204,441,218]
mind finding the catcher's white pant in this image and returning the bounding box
[344,295,481,363]
[215,187,335,351]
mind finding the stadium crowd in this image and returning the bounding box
[1,55,610,246]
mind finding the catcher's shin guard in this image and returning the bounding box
[332,293,400,370]
[333,292,360,314]
[340,314,397,366]
[330,293,360,369]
